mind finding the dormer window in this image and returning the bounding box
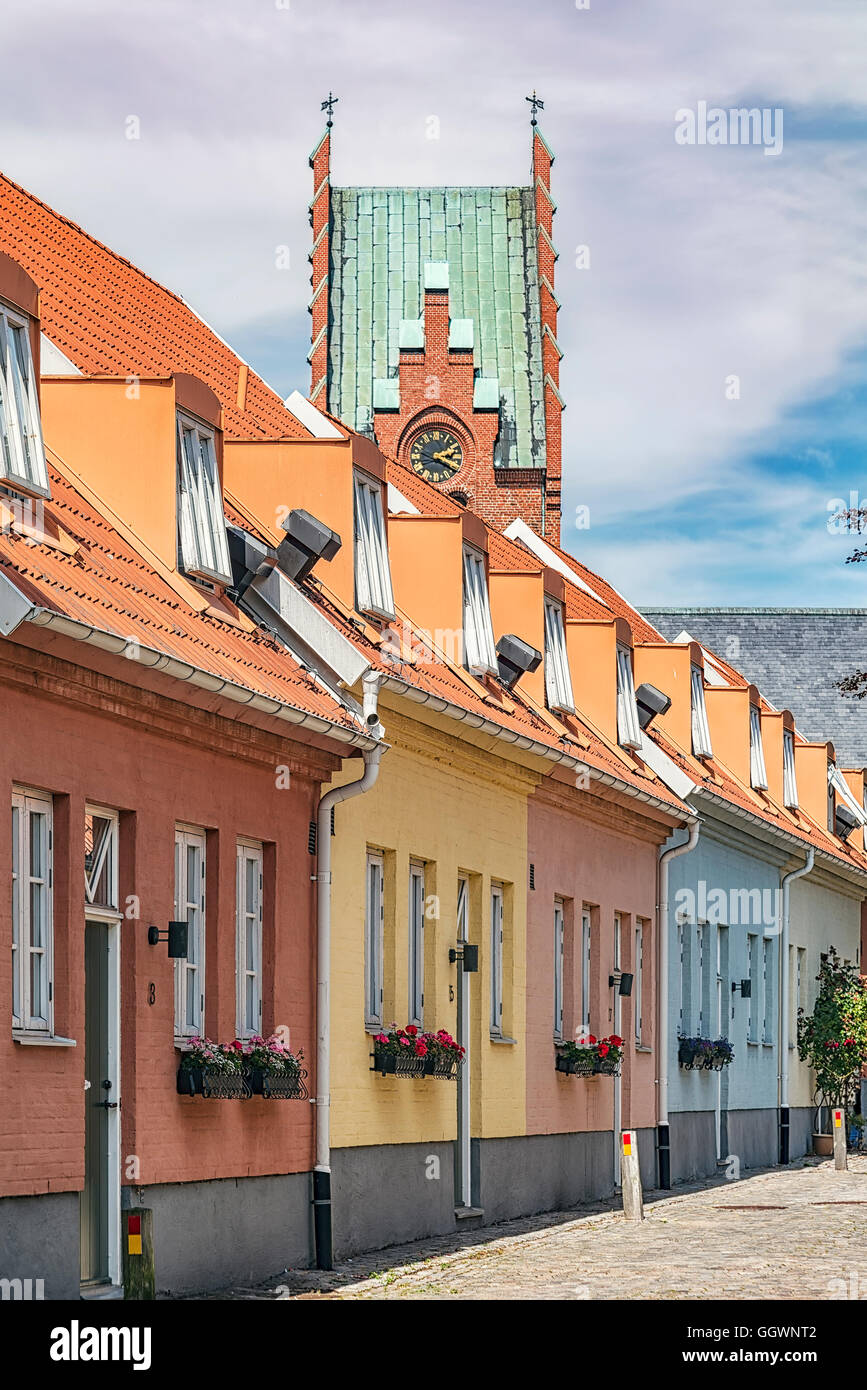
[616,645,642,749]
[783,729,799,809]
[462,545,498,675]
[0,304,49,498]
[176,413,232,585]
[353,472,395,619]
[690,665,713,758]
[544,598,574,714]
[749,705,768,790]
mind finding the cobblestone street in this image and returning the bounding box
[196,1156,867,1301]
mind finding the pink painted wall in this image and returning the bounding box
[526,781,676,1137]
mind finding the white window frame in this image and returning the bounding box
[365,851,385,1028]
[11,788,53,1034]
[747,933,759,1042]
[176,412,232,585]
[783,729,798,808]
[677,922,684,1035]
[174,826,206,1040]
[84,805,119,919]
[616,645,642,749]
[408,860,425,1028]
[634,920,644,1042]
[235,839,263,1039]
[553,898,565,1040]
[353,472,395,619]
[580,909,592,1037]
[762,936,772,1044]
[749,705,768,791]
[544,599,575,714]
[463,545,498,676]
[0,304,49,498]
[690,665,713,758]
[490,883,504,1036]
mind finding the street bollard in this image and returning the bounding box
[833,1108,848,1172]
[122,1207,155,1299]
[621,1130,644,1222]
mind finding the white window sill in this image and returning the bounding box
[13,1032,76,1047]
[489,1034,517,1046]
[635,1044,653,1053]
[746,1039,760,1047]
[364,1023,385,1036]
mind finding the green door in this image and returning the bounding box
[81,922,111,1283]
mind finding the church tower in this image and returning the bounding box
[308,100,563,544]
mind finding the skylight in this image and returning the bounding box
[0,305,49,499]
[176,414,232,586]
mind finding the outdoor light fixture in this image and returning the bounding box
[449,944,479,973]
[634,682,672,730]
[495,633,542,689]
[834,804,859,842]
[226,525,276,603]
[609,970,634,996]
[147,921,189,959]
[276,508,342,583]
[732,979,751,998]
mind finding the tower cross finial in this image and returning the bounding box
[525,90,544,126]
[321,92,339,128]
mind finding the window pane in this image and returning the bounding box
[30,947,43,1019]
[176,418,230,583]
[30,810,44,879]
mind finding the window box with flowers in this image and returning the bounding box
[371,1024,465,1080]
[555,1034,623,1077]
[241,1034,308,1100]
[678,1036,734,1072]
[177,1039,251,1099]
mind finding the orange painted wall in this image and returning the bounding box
[565,621,617,744]
[633,642,694,752]
[488,569,546,707]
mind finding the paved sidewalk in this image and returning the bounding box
[194,1155,867,1301]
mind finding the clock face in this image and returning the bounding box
[409,428,464,483]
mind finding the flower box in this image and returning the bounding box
[594,1056,621,1076]
[247,1066,308,1100]
[678,1036,733,1072]
[555,1052,597,1077]
[372,1023,465,1080]
[556,1034,623,1077]
[177,1067,250,1100]
[373,1051,428,1079]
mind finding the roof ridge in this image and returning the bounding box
[0,170,187,309]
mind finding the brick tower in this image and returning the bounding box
[307,110,563,544]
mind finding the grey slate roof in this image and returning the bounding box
[327,186,547,468]
[642,608,867,768]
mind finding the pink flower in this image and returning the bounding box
[375,1034,389,1044]
[399,1036,411,1047]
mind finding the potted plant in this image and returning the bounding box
[797,946,867,1156]
[556,1034,623,1076]
[372,1024,433,1078]
[419,1029,465,1079]
[678,1036,734,1071]
[177,1038,250,1099]
[240,1034,308,1099]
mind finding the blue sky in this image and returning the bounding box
[0,0,865,605]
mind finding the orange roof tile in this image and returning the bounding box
[0,172,311,444]
[0,465,367,741]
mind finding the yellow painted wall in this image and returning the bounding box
[327,700,540,1150]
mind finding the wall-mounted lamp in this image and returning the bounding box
[449,944,479,973]
[732,978,751,998]
[147,921,189,958]
[609,970,634,997]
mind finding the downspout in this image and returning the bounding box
[313,670,385,1270]
[779,847,814,1164]
[657,820,700,1190]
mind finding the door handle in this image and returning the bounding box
[95,1099,119,1109]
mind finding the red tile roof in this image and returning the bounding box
[0,464,367,741]
[0,172,312,444]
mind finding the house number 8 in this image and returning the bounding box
[147,982,156,1006]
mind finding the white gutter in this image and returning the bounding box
[3,600,376,749]
[693,784,867,886]
[312,671,385,1269]
[657,820,701,1189]
[779,847,814,1162]
[380,672,686,823]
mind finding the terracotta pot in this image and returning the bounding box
[812,1132,834,1156]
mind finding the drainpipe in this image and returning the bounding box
[657,820,700,1190]
[779,848,814,1164]
[313,671,385,1270]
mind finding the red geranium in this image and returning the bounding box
[406,1024,418,1037]
[414,1041,427,1057]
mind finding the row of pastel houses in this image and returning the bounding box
[0,170,864,1298]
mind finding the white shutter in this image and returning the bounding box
[463,547,498,675]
